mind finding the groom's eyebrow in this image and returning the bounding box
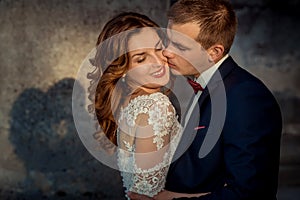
[154,40,162,49]
[171,41,191,50]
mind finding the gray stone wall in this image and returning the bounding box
[230,2,300,198]
[0,0,299,199]
[0,0,169,199]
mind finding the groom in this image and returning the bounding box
[129,0,282,199]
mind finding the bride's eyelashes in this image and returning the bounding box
[134,55,146,64]
[132,52,146,64]
[137,56,146,63]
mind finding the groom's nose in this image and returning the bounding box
[162,48,175,59]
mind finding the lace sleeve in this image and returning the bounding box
[117,93,181,198]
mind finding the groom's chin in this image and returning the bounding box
[170,68,182,76]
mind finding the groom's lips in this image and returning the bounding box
[168,62,176,68]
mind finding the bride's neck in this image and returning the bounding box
[132,87,159,98]
[121,87,160,106]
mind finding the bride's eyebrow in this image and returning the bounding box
[130,39,162,58]
[131,52,145,58]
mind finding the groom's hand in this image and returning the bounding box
[127,192,154,200]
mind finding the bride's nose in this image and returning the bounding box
[151,52,166,67]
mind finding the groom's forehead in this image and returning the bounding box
[166,25,199,47]
[168,22,199,37]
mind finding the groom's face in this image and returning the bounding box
[163,21,212,77]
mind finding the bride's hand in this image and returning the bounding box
[153,190,211,200]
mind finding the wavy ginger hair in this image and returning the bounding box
[88,12,162,145]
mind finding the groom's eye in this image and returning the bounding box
[155,40,163,51]
[155,45,163,52]
[173,42,190,51]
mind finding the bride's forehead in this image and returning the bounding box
[127,28,160,50]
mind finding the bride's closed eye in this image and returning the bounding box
[132,52,146,64]
[137,56,146,63]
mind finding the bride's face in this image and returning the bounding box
[126,28,169,93]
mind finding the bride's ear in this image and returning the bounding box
[207,44,225,63]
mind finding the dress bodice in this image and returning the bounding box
[117,92,182,198]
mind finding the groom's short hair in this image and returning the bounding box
[168,0,237,54]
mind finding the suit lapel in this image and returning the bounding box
[172,57,237,161]
[196,56,237,158]
[198,56,236,108]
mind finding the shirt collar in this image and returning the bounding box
[196,54,229,88]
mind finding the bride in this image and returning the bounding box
[88,12,206,200]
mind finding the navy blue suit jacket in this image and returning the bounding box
[165,56,282,200]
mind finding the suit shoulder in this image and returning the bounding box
[224,64,269,93]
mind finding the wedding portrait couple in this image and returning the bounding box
[86,0,282,199]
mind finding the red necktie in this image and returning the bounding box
[187,78,204,94]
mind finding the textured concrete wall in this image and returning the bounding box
[231,0,300,134]
[229,2,300,198]
[0,0,169,199]
[0,0,299,199]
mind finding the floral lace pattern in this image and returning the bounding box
[117,92,182,198]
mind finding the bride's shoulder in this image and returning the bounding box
[119,92,173,126]
[128,92,171,107]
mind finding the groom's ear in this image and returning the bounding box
[207,44,225,63]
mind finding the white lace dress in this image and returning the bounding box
[117,92,182,199]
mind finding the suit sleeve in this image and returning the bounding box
[175,81,282,200]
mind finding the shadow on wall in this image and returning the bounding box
[8,78,124,199]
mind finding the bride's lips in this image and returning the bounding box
[151,66,166,78]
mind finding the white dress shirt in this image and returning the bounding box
[184,54,229,127]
